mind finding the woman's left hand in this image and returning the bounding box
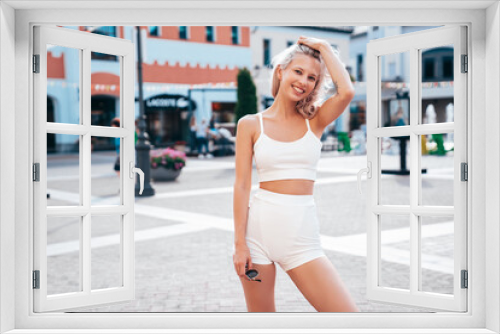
[297,36,329,52]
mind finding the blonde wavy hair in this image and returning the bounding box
[270,43,332,119]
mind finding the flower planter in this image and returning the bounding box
[150,168,182,181]
[150,147,186,181]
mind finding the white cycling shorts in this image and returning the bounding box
[242,188,327,272]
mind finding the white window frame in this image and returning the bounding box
[0,2,498,334]
[33,25,137,313]
[365,25,467,312]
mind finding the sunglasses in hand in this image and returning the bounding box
[245,265,262,282]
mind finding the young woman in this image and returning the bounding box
[232,36,359,312]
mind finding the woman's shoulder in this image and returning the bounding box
[237,113,261,138]
[238,113,261,126]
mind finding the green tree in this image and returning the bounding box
[234,67,257,134]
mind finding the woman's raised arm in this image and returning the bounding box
[298,36,355,130]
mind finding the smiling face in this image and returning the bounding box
[278,54,321,102]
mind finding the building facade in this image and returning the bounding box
[349,26,453,138]
[47,26,251,152]
[46,25,453,153]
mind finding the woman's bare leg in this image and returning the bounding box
[286,256,360,312]
[238,262,277,312]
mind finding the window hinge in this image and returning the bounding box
[461,162,468,181]
[33,270,40,289]
[33,54,40,73]
[33,163,40,182]
[461,54,468,73]
[461,270,468,289]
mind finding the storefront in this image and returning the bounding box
[211,101,236,134]
[141,93,195,146]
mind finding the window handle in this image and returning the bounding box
[129,161,144,195]
[357,161,372,194]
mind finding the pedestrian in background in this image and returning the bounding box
[209,114,216,130]
[208,119,221,155]
[217,124,234,156]
[394,108,407,126]
[232,37,359,312]
[189,114,197,155]
[209,114,219,140]
[195,118,213,159]
[111,117,121,178]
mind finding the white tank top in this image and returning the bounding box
[253,112,322,182]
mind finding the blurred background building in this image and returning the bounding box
[349,26,454,131]
[47,26,251,152]
[47,25,454,155]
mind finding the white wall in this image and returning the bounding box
[485,2,500,333]
[0,2,16,333]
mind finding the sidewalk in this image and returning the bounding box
[47,152,453,313]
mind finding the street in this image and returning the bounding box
[45,150,455,312]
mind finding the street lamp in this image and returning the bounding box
[382,89,428,175]
[135,26,155,196]
[382,89,411,175]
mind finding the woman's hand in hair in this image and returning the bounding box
[297,36,330,53]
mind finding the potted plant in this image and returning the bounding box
[150,147,187,181]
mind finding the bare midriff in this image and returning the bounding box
[259,179,314,195]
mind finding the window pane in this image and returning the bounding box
[357,54,364,82]
[420,216,454,295]
[263,39,270,66]
[423,58,435,78]
[179,26,187,39]
[379,214,410,290]
[420,44,454,124]
[231,26,238,44]
[380,136,410,205]
[380,51,410,128]
[91,52,120,126]
[91,136,121,206]
[47,216,81,295]
[89,26,117,38]
[47,44,81,125]
[206,26,214,42]
[443,56,453,78]
[91,215,123,290]
[420,133,454,206]
[149,26,159,37]
[47,134,81,206]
